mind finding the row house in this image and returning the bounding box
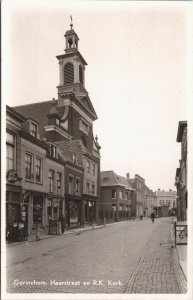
[12,22,101,229]
[6,106,66,235]
[175,121,187,221]
[144,186,157,217]
[155,189,177,217]
[127,174,145,218]
[100,171,134,222]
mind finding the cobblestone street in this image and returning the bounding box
[6,217,186,294]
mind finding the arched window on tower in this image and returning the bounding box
[68,39,73,49]
[64,62,74,84]
[79,65,83,85]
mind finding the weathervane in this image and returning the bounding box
[70,15,73,30]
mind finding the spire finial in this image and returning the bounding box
[70,15,73,30]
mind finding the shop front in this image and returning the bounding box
[65,195,83,229]
[83,195,97,225]
[6,186,22,226]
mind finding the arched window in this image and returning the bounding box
[64,62,74,84]
[68,39,73,48]
[79,65,83,85]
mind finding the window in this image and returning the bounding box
[79,65,83,85]
[31,122,38,138]
[119,190,123,199]
[56,118,60,125]
[49,170,54,193]
[64,62,74,84]
[72,153,76,164]
[75,177,80,195]
[86,182,90,194]
[35,157,42,182]
[50,144,57,158]
[6,132,15,171]
[87,161,90,172]
[91,184,95,195]
[125,192,129,200]
[112,189,116,199]
[91,164,95,175]
[25,153,33,180]
[79,119,89,135]
[57,172,61,195]
[69,175,74,195]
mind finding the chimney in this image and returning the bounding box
[126,173,130,179]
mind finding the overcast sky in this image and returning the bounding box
[3,0,190,191]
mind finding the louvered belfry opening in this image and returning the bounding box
[64,62,74,84]
[79,65,83,85]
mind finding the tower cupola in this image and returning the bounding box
[64,16,79,53]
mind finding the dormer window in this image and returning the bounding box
[50,144,57,158]
[31,122,38,138]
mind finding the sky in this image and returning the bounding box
[2,0,190,191]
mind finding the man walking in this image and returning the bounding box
[150,211,155,223]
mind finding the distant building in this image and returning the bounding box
[127,174,145,218]
[175,121,187,221]
[144,186,157,217]
[100,171,134,222]
[155,189,177,217]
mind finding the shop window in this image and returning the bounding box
[69,175,74,195]
[112,189,116,199]
[6,132,15,171]
[57,172,61,195]
[75,177,80,195]
[35,157,42,183]
[25,153,33,180]
[49,170,54,193]
[112,204,116,212]
[33,196,43,224]
[30,122,38,138]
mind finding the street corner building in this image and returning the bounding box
[6,22,101,239]
[100,171,135,222]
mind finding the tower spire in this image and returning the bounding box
[70,15,73,30]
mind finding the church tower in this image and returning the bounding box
[55,18,98,152]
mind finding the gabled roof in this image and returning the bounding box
[145,185,157,198]
[13,100,53,138]
[101,170,134,190]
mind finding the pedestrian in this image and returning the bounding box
[150,212,155,223]
[59,214,65,234]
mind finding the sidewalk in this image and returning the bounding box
[7,220,134,246]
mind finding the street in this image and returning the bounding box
[6,217,184,294]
